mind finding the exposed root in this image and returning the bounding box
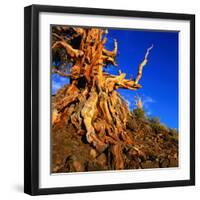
[111,144,124,170]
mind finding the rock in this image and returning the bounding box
[90,149,97,159]
[128,160,140,169]
[64,155,85,172]
[160,158,169,168]
[86,153,108,171]
[72,160,84,172]
[127,115,137,130]
[173,153,178,159]
[127,148,138,159]
[97,153,107,166]
[169,158,178,167]
[141,160,159,169]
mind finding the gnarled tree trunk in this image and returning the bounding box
[51,26,153,170]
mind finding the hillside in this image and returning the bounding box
[51,85,178,173]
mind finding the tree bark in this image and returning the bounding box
[51,27,153,169]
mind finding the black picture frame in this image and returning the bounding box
[24,4,195,196]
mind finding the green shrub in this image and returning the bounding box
[148,116,160,124]
[133,108,145,119]
[148,117,168,133]
[169,128,178,142]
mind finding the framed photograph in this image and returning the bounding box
[24,4,195,195]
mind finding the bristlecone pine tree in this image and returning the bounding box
[52,26,153,170]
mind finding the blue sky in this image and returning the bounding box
[52,28,179,129]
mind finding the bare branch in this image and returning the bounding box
[101,55,118,66]
[52,32,64,41]
[103,73,141,91]
[52,40,84,59]
[103,39,118,57]
[52,68,71,77]
[134,44,153,84]
[71,27,85,36]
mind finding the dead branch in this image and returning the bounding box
[52,68,71,77]
[134,44,153,84]
[72,27,85,36]
[134,94,143,109]
[101,55,118,66]
[52,41,84,58]
[103,73,141,91]
[103,39,118,57]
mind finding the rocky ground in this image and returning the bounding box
[51,88,178,173]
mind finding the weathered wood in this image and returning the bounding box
[51,26,153,169]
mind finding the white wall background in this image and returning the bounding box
[0,0,199,199]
